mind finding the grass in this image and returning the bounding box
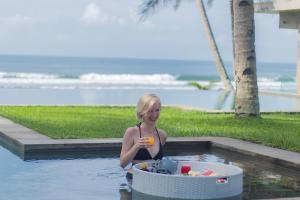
[0,106,299,152]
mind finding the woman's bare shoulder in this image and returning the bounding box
[122,126,139,147]
[124,126,139,137]
[157,128,167,142]
[158,128,167,136]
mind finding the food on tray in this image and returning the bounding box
[188,170,201,176]
[201,170,214,176]
[140,162,148,171]
[181,165,191,174]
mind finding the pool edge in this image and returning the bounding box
[0,116,299,172]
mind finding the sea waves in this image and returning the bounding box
[0,71,296,91]
[0,72,191,90]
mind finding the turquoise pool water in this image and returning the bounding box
[0,145,299,200]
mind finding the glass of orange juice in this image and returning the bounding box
[145,136,155,145]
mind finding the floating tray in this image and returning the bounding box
[132,161,243,199]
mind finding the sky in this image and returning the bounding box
[0,0,297,63]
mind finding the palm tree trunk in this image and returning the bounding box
[215,90,231,110]
[230,0,235,61]
[233,0,260,117]
[297,23,300,95]
[195,0,233,91]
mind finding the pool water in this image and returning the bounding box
[0,145,299,200]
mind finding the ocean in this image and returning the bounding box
[0,54,299,111]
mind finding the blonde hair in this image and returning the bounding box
[136,93,161,120]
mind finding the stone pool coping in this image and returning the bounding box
[0,115,300,169]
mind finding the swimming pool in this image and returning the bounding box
[0,145,299,200]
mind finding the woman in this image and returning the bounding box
[120,93,167,179]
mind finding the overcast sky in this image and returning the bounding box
[0,0,297,63]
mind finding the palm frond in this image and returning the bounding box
[206,0,214,8]
[139,0,181,21]
[174,0,181,10]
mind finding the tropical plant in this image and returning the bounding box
[187,81,211,90]
[139,0,260,117]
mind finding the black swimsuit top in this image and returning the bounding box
[133,123,164,161]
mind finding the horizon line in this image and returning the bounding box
[0,53,295,65]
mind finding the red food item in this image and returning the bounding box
[201,170,214,176]
[217,178,225,183]
[216,177,228,183]
[181,165,191,174]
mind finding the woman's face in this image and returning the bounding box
[144,101,161,123]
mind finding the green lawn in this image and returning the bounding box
[0,106,299,152]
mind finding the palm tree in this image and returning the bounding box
[195,0,233,91]
[233,0,259,117]
[140,0,260,117]
[140,0,233,91]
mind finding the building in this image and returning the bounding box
[255,0,300,95]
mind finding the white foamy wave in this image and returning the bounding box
[227,81,295,91]
[0,71,296,91]
[258,77,278,82]
[0,72,190,89]
[79,73,178,85]
[258,81,296,91]
[0,72,58,79]
[199,80,296,91]
[258,76,296,82]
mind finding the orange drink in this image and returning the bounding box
[148,136,155,145]
[145,136,155,145]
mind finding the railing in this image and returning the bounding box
[254,0,273,3]
[254,0,276,13]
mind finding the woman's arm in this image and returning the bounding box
[120,128,149,168]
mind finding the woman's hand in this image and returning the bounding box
[134,137,151,149]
